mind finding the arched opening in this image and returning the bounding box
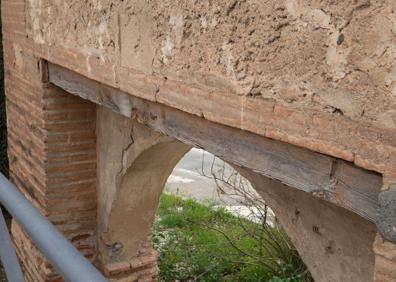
[155,148,311,281]
[97,107,377,282]
[102,136,312,281]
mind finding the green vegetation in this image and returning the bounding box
[153,194,312,282]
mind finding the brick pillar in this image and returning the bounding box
[5,59,97,280]
[2,3,98,278]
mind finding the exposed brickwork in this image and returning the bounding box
[5,69,97,280]
[7,72,97,280]
[103,249,158,282]
[2,1,97,279]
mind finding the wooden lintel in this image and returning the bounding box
[48,63,382,222]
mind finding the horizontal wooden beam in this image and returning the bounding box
[48,63,382,222]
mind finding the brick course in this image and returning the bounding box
[6,72,98,280]
[31,43,396,178]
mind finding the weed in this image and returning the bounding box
[153,194,312,282]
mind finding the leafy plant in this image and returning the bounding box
[153,194,312,282]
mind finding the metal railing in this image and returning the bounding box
[0,205,23,282]
[0,173,107,282]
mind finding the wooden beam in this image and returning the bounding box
[48,63,382,222]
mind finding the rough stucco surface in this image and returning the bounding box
[96,105,168,233]
[27,0,396,129]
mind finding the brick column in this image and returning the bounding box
[5,59,97,281]
[2,2,98,278]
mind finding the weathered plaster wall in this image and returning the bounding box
[17,0,396,182]
[96,105,169,233]
[27,0,396,129]
[96,106,179,243]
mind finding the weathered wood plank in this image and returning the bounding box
[48,63,382,222]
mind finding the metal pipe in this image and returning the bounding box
[0,174,107,282]
[0,207,24,282]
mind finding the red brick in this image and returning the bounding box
[104,262,132,276]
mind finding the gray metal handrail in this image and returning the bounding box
[0,206,24,282]
[0,173,107,282]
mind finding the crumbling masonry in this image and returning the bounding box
[2,0,396,281]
